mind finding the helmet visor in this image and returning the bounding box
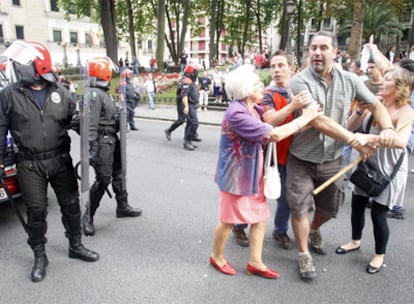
[0,40,43,66]
[104,56,119,74]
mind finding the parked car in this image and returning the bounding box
[0,68,22,204]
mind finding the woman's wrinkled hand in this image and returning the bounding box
[289,90,313,110]
[301,101,322,120]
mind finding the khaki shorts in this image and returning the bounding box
[286,153,345,218]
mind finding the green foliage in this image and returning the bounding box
[337,2,404,41]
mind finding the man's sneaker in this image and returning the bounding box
[298,254,316,280]
[309,229,326,255]
[232,226,249,247]
[272,231,292,249]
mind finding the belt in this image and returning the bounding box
[18,147,69,161]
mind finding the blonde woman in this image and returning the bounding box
[336,66,414,274]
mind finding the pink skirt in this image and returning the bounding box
[218,155,270,224]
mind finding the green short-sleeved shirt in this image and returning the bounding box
[289,66,376,163]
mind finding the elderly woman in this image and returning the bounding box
[210,65,320,279]
[336,66,414,274]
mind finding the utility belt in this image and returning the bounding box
[17,146,69,161]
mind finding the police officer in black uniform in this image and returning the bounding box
[82,57,142,237]
[182,64,201,150]
[119,69,139,130]
[164,64,201,150]
[0,40,99,283]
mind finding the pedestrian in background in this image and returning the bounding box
[198,71,211,111]
[69,78,77,101]
[144,73,156,110]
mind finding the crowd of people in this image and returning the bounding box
[209,31,414,281]
[0,30,413,284]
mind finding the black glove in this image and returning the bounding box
[70,111,81,135]
[0,166,5,180]
[89,142,98,166]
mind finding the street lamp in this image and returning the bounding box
[286,0,294,53]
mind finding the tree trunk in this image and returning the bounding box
[348,0,365,59]
[209,0,217,67]
[296,0,303,65]
[178,0,190,58]
[126,0,136,58]
[156,0,166,71]
[99,0,118,64]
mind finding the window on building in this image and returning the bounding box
[310,18,319,30]
[53,30,62,43]
[50,0,59,12]
[15,26,24,39]
[323,18,331,28]
[147,40,152,51]
[12,0,21,6]
[85,33,91,46]
[70,31,78,45]
[0,25,4,44]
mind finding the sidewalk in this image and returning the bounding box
[135,104,224,126]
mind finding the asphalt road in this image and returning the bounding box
[1,118,413,304]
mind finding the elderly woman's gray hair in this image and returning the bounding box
[224,64,261,101]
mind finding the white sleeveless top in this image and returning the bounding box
[351,114,407,209]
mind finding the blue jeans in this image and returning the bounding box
[273,164,290,234]
[147,92,155,109]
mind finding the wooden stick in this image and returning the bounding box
[312,117,414,196]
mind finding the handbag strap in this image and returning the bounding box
[265,142,277,167]
[389,151,405,181]
[365,114,375,133]
[365,114,403,180]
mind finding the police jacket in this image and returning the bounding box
[119,81,139,104]
[0,82,75,164]
[178,77,199,105]
[87,86,118,143]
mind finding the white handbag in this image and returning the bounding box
[263,142,281,200]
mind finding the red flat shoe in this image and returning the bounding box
[210,257,237,275]
[246,263,280,279]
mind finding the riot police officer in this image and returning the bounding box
[0,40,99,283]
[119,69,139,130]
[182,64,201,150]
[164,64,201,150]
[82,57,142,237]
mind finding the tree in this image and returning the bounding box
[348,0,365,59]
[338,2,404,55]
[156,0,166,71]
[59,0,118,63]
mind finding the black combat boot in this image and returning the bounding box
[31,245,49,282]
[82,181,104,236]
[68,237,99,262]
[81,202,97,236]
[27,207,48,283]
[61,203,99,262]
[116,200,143,218]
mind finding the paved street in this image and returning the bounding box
[1,107,414,304]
